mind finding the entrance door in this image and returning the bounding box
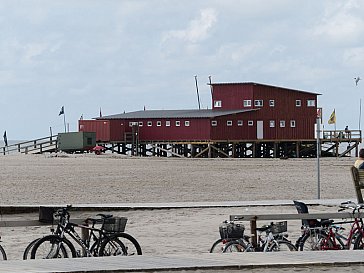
[257,120,263,139]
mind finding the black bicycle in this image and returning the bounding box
[30,206,142,259]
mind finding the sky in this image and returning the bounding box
[1,0,364,140]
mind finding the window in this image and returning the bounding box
[243,100,252,107]
[214,100,222,108]
[157,121,161,127]
[129,122,138,127]
[248,120,253,126]
[290,120,296,127]
[211,120,217,126]
[280,120,285,127]
[307,100,316,107]
[147,121,152,127]
[269,100,275,107]
[176,121,180,127]
[237,120,243,126]
[138,122,143,127]
[296,100,301,107]
[185,121,190,127]
[227,120,232,126]
[254,100,263,107]
[166,121,170,127]
[270,120,275,127]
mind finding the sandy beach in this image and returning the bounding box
[0,154,357,204]
[0,154,360,270]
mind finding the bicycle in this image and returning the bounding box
[209,220,249,253]
[296,201,364,251]
[0,236,7,260]
[30,205,142,259]
[223,221,297,252]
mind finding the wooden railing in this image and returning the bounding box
[0,135,58,155]
[322,130,362,142]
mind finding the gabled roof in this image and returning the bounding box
[96,109,257,120]
[210,82,321,96]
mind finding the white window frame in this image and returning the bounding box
[175,121,180,127]
[214,100,222,108]
[270,120,275,127]
[157,121,162,127]
[280,120,285,128]
[307,100,316,107]
[296,100,301,107]
[166,121,171,127]
[243,100,252,107]
[248,120,253,126]
[254,100,263,107]
[147,121,152,127]
[227,120,233,126]
[269,100,275,107]
[211,120,217,126]
[237,120,243,126]
[138,122,143,127]
[185,121,190,127]
[290,120,296,128]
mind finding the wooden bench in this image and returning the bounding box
[351,166,364,203]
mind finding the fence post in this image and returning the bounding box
[250,216,257,248]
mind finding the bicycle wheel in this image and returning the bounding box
[99,233,142,256]
[298,230,332,251]
[210,238,233,253]
[0,244,7,260]
[23,238,40,260]
[353,231,364,249]
[98,236,127,256]
[30,235,76,259]
[222,240,249,253]
[268,240,297,251]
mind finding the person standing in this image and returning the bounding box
[354,148,364,169]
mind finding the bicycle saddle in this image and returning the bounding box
[96,213,113,219]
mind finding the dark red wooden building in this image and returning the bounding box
[79,82,322,157]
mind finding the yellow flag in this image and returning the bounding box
[328,109,336,124]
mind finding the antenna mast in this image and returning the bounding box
[194,75,201,110]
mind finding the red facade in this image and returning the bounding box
[79,82,320,142]
[211,83,318,140]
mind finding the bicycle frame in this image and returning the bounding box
[54,208,120,257]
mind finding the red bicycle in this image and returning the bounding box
[298,201,364,251]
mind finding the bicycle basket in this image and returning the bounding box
[219,222,245,239]
[39,206,54,224]
[270,221,287,234]
[102,217,127,233]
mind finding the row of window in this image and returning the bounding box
[129,121,190,127]
[214,99,316,108]
[212,120,296,128]
[130,120,296,128]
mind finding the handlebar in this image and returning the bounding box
[338,201,364,212]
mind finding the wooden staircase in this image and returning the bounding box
[1,136,58,155]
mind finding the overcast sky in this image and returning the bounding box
[1,0,364,140]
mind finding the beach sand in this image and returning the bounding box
[0,154,360,270]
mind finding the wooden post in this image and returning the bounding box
[81,223,89,257]
[250,216,258,248]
